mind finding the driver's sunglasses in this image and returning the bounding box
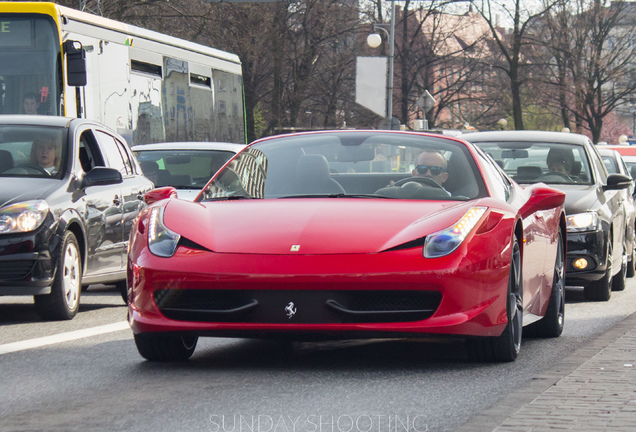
[415,165,447,176]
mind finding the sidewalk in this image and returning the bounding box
[456,312,636,432]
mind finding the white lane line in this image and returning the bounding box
[0,321,130,355]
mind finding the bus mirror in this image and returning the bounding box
[64,40,87,87]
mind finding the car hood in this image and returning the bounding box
[0,177,60,208]
[162,198,478,255]
[546,184,601,214]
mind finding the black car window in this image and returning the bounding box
[588,143,608,183]
[94,130,129,175]
[474,145,511,201]
[78,130,105,173]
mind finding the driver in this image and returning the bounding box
[546,148,574,179]
[31,135,61,176]
[413,150,449,188]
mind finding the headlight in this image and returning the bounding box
[566,212,599,233]
[148,207,181,257]
[0,200,49,233]
[424,207,487,258]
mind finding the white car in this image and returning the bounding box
[132,142,246,200]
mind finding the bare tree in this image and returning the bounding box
[470,0,560,130]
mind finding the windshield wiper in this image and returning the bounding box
[207,194,256,201]
[277,193,395,199]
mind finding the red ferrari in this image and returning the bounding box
[127,130,566,362]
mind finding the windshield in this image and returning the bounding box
[475,141,592,185]
[0,125,68,178]
[0,14,61,116]
[134,149,236,189]
[199,131,486,201]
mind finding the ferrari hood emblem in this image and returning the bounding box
[285,302,297,319]
[291,245,300,252]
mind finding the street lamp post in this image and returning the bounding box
[367,1,396,129]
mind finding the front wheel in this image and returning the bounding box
[627,244,635,278]
[611,242,627,292]
[527,231,565,337]
[467,236,522,362]
[116,280,128,304]
[34,232,82,320]
[134,333,198,361]
[584,237,612,301]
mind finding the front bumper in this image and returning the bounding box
[0,223,60,295]
[565,230,607,285]
[128,238,514,340]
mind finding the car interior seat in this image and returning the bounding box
[0,149,15,173]
[281,154,345,195]
[443,152,478,198]
[169,174,191,187]
[515,166,543,181]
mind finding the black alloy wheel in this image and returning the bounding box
[466,236,522,362]
[584,236,613,302]
[527,230,565,337]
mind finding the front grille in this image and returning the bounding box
[0,260,36,280]
[154,289,442,324]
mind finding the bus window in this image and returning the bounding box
[0,15,61,116]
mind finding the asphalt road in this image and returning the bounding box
[2,281,636,432]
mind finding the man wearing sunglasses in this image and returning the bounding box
[412,151,450,190]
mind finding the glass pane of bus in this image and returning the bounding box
[0,15,61,116]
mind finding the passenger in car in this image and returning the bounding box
[139,160,160,185]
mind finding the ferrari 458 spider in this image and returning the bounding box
[127,130,566,362]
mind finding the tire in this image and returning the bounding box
[134,333,198,361]
[627,245,635,278]
[584,237,612,301]
[612,241,628,292]
[34,232,82,321]
[527,231,565,337]
[467,236,522,362]
[116,280,128,304]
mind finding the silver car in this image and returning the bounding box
[132,142,246,201]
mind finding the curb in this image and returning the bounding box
[454,311,636,432]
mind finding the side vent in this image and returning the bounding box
[131,60,162,77]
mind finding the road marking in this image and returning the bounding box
[0,321,130,355]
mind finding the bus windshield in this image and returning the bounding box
[0,14,61,116]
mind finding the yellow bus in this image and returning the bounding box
[0,2,245,144]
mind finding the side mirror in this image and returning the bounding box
[145,187,177,205]
[519,184,566,219]
[604,173,632,191]
[81,167,123,188]
[64,40,87,87]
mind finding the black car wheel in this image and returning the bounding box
[627,244,635,278]
[116,280,128,304]
[527,230,565,337]
[612,240,628,292]
[467,236,522,362]
[34,232,82,320]
[134,333,198,361]
[584,237,613,301]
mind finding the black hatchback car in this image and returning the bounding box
[0,116,153,320]
[465,131,632,301]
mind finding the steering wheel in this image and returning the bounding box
[6,163,50,175]
[394,176,445,189]
[537,172,573,182]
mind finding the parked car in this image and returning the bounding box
[598,147,636,278]
[128,130,566,362]
[0,116,153,320]
[465,131,632,301]
[604,145,636,179]
[131,142,246,201]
